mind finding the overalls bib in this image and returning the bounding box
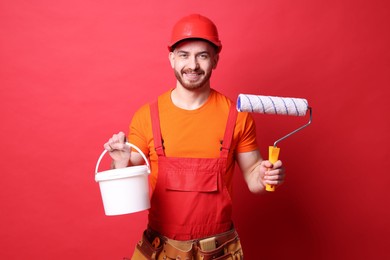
[148,101,238,240]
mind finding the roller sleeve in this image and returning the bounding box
[237,94,308,116]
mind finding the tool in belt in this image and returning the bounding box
[136,228,241,260]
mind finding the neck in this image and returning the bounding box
[171,84,211,110]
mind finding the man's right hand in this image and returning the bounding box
[103,131,131,169]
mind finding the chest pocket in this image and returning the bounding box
[162,157,224,193]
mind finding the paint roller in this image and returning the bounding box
[237,94,312,192]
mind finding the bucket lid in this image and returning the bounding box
[95,165,149,182]
[95,142,150,182]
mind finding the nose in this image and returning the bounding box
[187,56,199,70]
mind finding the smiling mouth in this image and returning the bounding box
[183,70,204,81]
[185,73,200,81]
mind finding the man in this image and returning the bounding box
[104,14,285,259]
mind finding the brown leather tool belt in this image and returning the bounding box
[134,227,243,260]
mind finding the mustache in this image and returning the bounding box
[182,68,205,74]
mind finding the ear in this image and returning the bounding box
[212,53,219,69]
[169,52,175,69]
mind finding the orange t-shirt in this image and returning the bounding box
[128,89,258,194]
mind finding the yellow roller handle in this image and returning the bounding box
[266,146,280,192]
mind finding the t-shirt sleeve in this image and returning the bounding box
[235,112,258,153]
[127,104,151,156]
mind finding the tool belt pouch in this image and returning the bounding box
[158,242,193,260]
[134,231,163,260]
[196,236,243,260]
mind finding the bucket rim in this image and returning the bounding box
[95,165,149,182]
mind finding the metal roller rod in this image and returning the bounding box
[274,107,312,147]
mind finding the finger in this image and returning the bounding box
[109,141,126,151]
[267,168,284,177]
[261,160,273,169]
[104,133,126,152]
[111,132,126,145]
[264,169,285,181]
[264,175,284,186]
[103,142,114,152]
[111,134,119,143]
[266,179,282,186]
[118,131,126,143]
[272,160,283,169]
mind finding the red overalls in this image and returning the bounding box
[148,101,238,240]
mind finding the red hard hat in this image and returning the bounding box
[168,14,222,53]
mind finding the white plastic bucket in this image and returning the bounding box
[95,143,150,216]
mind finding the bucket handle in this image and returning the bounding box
[95,142,150,175]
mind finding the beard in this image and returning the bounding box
[174,68,212,90]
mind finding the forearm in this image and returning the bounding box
[237,150,266,194]
[244,161,267,194]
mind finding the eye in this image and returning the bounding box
[198,53,209,59]
[178,52,188,58]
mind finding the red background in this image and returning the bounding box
[1,0,389,259]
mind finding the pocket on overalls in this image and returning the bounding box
[166,169,218,192]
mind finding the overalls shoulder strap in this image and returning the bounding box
[150,100,165,156]
[220,103,238,158]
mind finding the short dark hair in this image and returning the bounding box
[170,38,219,54]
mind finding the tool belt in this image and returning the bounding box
[132,228,243,260]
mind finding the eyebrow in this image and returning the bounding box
[176,50,210,55]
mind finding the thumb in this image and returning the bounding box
[261,160,273,169]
